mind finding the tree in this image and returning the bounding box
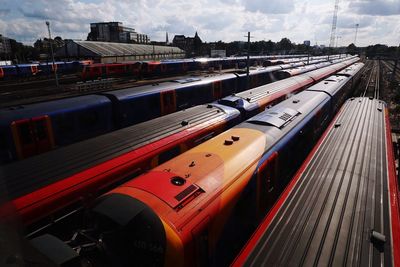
[276,38,294,53]
[346,43,357,55]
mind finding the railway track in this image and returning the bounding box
[362,60,380,99]
[382,60,400,82]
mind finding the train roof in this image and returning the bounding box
[16,63,39,67]
[0,65,17,69]
[336,62,365,76]
[100,61,301,100]
[232,75,312,104]
[1,104,239,201]
[101,73,238,99]
[234,98,399,266]
[305,74,350,96]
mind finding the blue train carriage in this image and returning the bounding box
[15,63,39,78]
[100,73,239,128]
[0,65,18,80]
[0,95,113,163]
[37,61,79,76]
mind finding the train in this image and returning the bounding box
[0,61,92,80]
[0,56,357,164]
[25,61,363,267]
[80,55,343,81]
[0,55,344,81]
[3,60,363,229]
[233,97,399,267]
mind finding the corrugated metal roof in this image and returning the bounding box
[74,40,184,56]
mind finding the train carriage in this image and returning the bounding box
[0,95,113,162]
[0,65,18,80]
[233,97,400,267]
[16,63,39,77]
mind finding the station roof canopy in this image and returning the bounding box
[75,41,184,56]
[56,40,184,60]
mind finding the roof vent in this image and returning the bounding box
[248,107,299,128]
[370,230,386,252]
[171,177,186,186]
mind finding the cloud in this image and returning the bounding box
[350,0,400,16]
[242,0,295,14]
[0,0,398,47]
[0,9,11,16]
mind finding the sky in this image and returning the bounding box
[0,0,399,47]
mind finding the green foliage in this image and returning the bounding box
[365,44,399,58]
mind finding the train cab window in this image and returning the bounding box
[79,111,99,129]
[158,145,180,164]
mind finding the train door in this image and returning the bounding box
[160,64,167,74]
[102,66,107,79]
[11,116,55,159]
[160,90,177,116]
[182,62,188,72]
[212,81,222,100]
[0,67,3,79]
[11,119,35,159]
[256,152,278,216]
[51,63,57,73]
[31,65,39,76]
[31,116,54,154]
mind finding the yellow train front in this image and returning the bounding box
[88,63,363,266]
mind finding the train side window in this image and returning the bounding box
[18,123,33,145]
[34,119,48,140]
[158,145,180,164]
